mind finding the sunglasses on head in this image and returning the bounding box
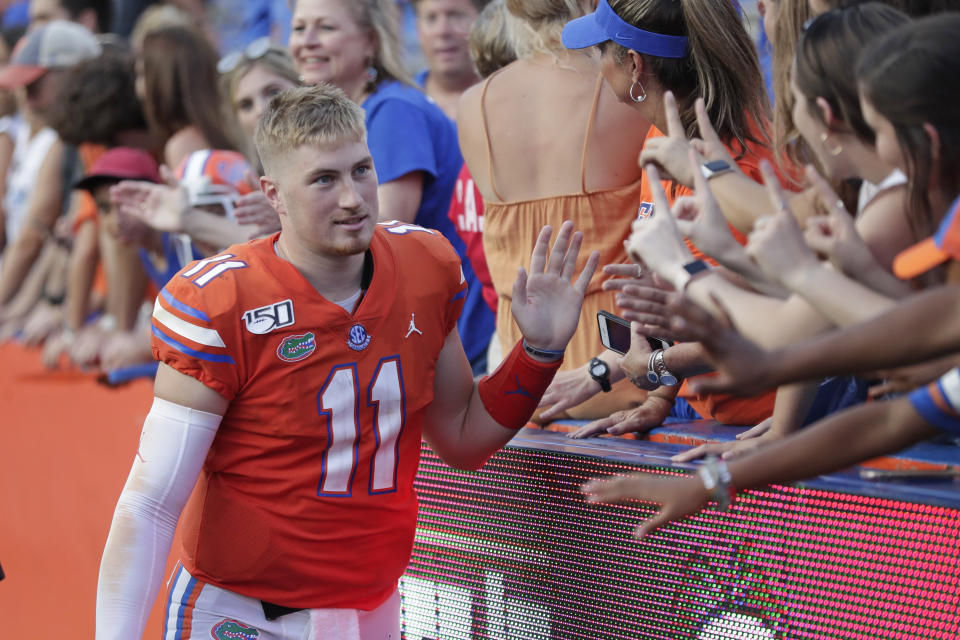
[217,37,274,75]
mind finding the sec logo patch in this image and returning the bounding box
[347,323,371,351]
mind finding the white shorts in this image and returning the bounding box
[163,564,401,640]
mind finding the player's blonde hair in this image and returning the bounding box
[254,84,367,173]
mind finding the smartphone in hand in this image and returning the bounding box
[597,310,672,355]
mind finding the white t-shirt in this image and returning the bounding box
[857,169,908,218]
[3,118,58,244]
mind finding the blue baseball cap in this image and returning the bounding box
[561,0,689,58]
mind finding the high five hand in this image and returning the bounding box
[512,221,600,352]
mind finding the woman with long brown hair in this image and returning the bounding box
[137,25,243,168]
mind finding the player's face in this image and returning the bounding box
[266,138,379,257]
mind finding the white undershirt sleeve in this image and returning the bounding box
[95,397,222,640]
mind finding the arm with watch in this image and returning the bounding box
[637,92,820,236]
[568,339,715,439]
[629,166,831,349]
[670,153,790,299]
[692,159,823,235]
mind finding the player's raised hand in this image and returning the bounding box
[581,471,709,539]
[512,221,599,353]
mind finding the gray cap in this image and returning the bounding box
[0,20,101,89]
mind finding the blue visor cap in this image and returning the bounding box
[561,0,689,58]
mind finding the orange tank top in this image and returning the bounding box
[479,72,646,371]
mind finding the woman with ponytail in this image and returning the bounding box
[545,0,784,436]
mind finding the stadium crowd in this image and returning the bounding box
[0,0,958,637]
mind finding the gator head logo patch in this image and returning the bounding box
[277,332,317,362]
[211,618,259,639]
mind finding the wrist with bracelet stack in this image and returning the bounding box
[645,349,680,387]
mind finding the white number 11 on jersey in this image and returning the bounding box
[317,358,405,496]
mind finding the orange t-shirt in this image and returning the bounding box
[637,124,794,425]
[71,145,108,296]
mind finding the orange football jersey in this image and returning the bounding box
[151,223,466,610]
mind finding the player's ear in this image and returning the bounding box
[260,176,285,215]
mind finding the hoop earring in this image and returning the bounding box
[629,80,647,103]
[820,132,843,157]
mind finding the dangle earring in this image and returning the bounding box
[820,132,843,156]
[629,80,647,103]
[365,65,379,84]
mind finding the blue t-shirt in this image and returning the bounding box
[1,1,27,28]
[363,80,495,373]
[362,80,463,231]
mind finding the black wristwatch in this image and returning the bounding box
[588,357,612,392]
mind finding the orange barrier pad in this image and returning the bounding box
[0,343,172,637]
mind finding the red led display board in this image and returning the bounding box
[400,436,960,639]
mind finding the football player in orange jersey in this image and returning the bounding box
[96,83,599,639]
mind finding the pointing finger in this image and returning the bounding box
[664,91,685,140]
[694,97,723,150]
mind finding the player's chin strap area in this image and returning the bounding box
[478,340,564,430]
[95,398,222,640]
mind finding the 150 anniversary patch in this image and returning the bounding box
[243,299,294,335]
